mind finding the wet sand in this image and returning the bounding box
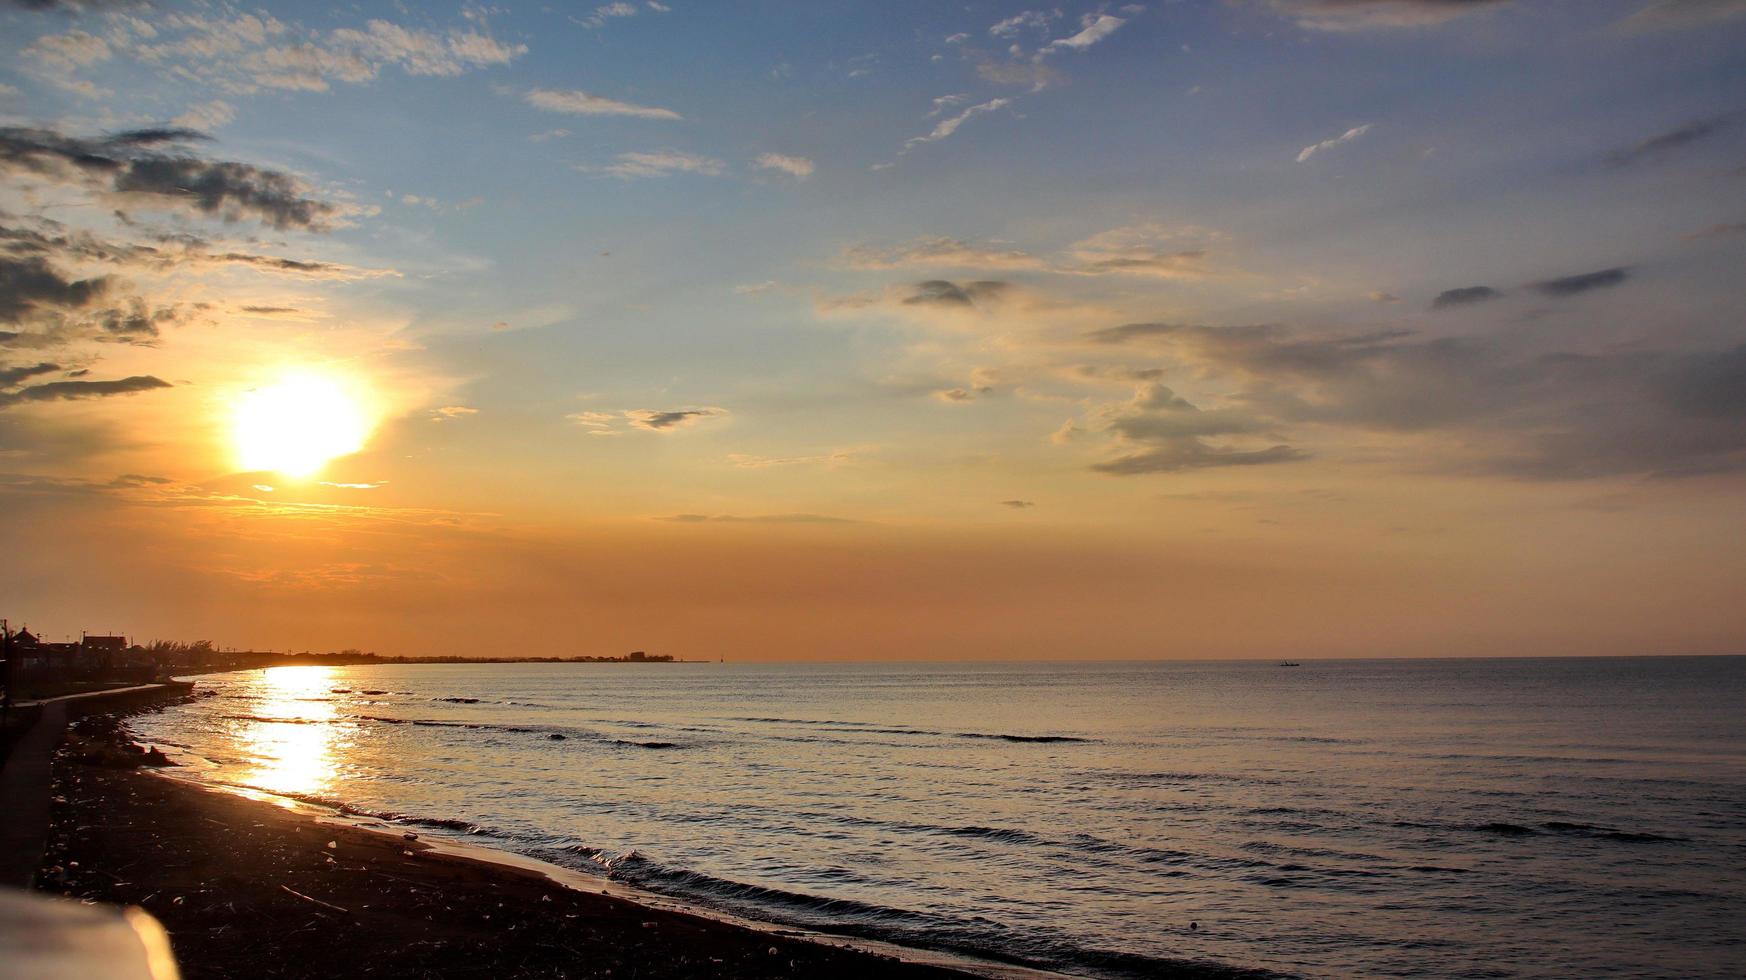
[34,716,989,980]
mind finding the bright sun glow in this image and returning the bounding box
[232,373,373,477]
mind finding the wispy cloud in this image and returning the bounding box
[842,224,1220,279]
[905,97,1012,148]
[524,88,682,120]
[1617,0,1746,32]
[755,152,815,178]
[576,2,641,29]
[114,12,526,94]
[990,10,1059,38]
[842,237,1047,271]
[1607,118,1724,166]
[658,513,862,525]
[172,99,237,131]
[579,151,726,179]
[1039,14,1129,55]
[1296,123,1373,163]
[725,447,869,468]
[1272,0,1512,31]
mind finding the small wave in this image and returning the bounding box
[1474,822,1538,836]
[1465,820,1679,843]
[435,696,482,704]
[597,851,1276,978]
[608,855,941,925]
[395,815,481,833]
[207,780,496,837]
[354,714,536,735]
[1541,821,1681,843]
[958,732,1091,743]
[945,825,1046,845]
[219,714,330,725]
[609,740,682,749]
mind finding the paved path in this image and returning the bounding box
[0,683,192,889]
[0,700,68,888]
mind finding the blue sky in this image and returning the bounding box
[3,0,1745,659]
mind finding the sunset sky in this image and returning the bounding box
[3,0,1744,660]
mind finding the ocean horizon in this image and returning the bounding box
[133,655,1746,979]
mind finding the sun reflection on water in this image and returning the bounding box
[237,666,345,798]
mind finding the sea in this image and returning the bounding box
[131,657,1746,979]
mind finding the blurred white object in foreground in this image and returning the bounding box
[0,888,179,980]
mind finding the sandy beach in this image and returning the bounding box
[34,714,994,980]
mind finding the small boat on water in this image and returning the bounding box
[1278,661,1302,667]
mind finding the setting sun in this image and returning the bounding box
[232,373,372,477]
[5,4,1746,979]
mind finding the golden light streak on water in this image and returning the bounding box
[237,666,344,798]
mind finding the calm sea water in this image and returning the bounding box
[134,658,1746,979]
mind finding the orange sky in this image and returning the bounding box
[4,1,1745,659]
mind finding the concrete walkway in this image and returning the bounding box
[0,683,194,889]
[0,700,68,889]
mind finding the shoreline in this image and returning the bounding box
[148,766,1070,980]
[118,672,1275,980]
[53,699,1273,980]
[35,712,998,980]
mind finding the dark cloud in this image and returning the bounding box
[1430,285,1501,309]
[1532,267,1629,297]
[902,279,1010,308]
[239,305,301,314]
[104,128,212,149]
[0,127,343,231]
[628,408,726,431]
[1089,380,1306,476]
[92,299,199,344]
[1097,322,1746,478]
[0,374,170,408]
[1000,499,1035,508]
[0,254,114,321]
[211,253,381,277]
[0,361,61,387]
[1608,119,1724,167]
[2,218,389,283]
[0,219,157,266]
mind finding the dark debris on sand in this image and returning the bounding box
[36,715,978,980]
